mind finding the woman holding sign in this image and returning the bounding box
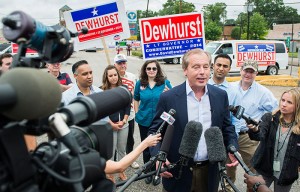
[134,60,172,184]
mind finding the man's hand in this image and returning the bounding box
[226,153,239,167]
[156,159,173,178]
[244,173,269,192]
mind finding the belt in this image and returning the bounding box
[193,160,209,168]
[239,130,248,135]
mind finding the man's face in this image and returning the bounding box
[184,53,210,90]
[114,61,127,75]
[240,68,257,84]
[74,64,93,88]
[0,57,13,72]
[47,63,61,73]
[213,57,231,80]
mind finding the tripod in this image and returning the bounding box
[218,163,240,192]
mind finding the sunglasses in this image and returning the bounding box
[146,67,157,71]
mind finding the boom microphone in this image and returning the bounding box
[0,68,61,120]
[204,127,227,163]
[153,125,174,185]
[229,105,259,126]
[228,144,255,176]
[156,109,176,134]
[177,121,203,179]
[2,11,73,63]
[59,86,132,126]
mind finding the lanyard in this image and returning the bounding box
[276,125,292,159]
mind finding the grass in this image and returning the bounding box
[289,52,298,58]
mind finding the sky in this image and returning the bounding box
[0,0,299,27]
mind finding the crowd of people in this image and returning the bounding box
[1,48,299,192]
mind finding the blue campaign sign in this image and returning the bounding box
[143,38,204,59]
[237,44,275,52]
[71,2,118,21]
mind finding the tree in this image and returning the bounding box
[249,13,268,39]
[158,0,195,16]
[240,12,268,40]
[253,0,300,26]
[202,2,227,24]
[231,27,241,40]
[205,21,222,40]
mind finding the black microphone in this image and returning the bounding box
[153,124,174,185]
[229,105,260,126]
[228,144,255,176]
[177,121,203,179]
[0,68,61,120]
[204,127,227,163]
[156,109,176,134]
[2,11,73,63]
[59,86,132,126]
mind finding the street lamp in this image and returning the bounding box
[246,2,254,40]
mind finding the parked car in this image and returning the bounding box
[205,40,288,75]
[0,43,46,68]
[85,47,97,52]
[0,43,11,55]
[162,57,181,64]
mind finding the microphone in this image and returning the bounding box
[229,105,260,126]
[2,11,73,63]
[0,68,61,120]
[59,86,132,126]
[156,109,176,134]
[177,121,203,179]
[204,127,227,163]
[153,124,174,185]
[228,144,255,176]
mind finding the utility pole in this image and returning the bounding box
[146,0,149,17]
[179,0,182,14]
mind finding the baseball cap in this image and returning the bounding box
[242,59,258,71]
[114,54,127,63]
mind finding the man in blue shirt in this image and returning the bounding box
[225,59,278,191]
[208,53,239,107]
[62,60,102,105]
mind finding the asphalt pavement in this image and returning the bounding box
[43,50,300,191]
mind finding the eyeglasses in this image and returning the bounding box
[146,67,157,71]
[117,61,126,65]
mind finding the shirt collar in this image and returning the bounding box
[74,83,95,96]
[185,81,209,96]
[208,78,229,88]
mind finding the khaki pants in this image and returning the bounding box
[225,134,259,191]
[191,164,209,192]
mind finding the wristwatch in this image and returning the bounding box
[253,182,262,192]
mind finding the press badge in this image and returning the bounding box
[273,160,280,172]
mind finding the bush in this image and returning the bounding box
[132,50,143,58]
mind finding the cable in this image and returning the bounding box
[32,153,86,184]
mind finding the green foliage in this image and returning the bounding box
[231,27,241,40]
[158,0,195,16]
[249,13,268,39]
[132,50,143,58]
[202,2,227,24]
[253,0,300,26]
[205,21,222,41]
